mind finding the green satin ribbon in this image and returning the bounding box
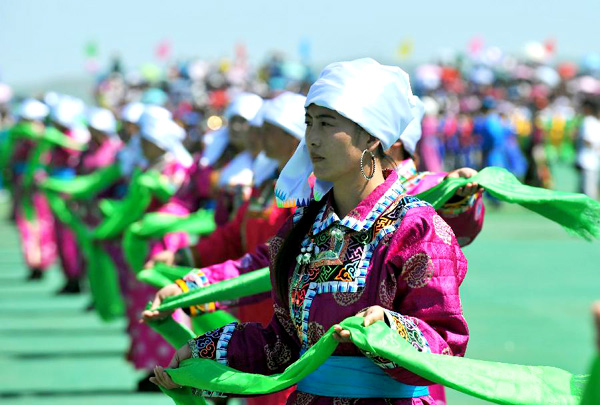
[41,163,122,200]
[44,189,124,321]
[123,210,216,274]
[580,356,600,405]
[138,263,196,289]
[150,316,586,405]
[147,166,600,317]
[154,267,271,313]
[141,263,237,337]
[93,169,174,240]
[415,166,600,241]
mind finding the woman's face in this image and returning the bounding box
[119,122,139,142]
[247,125,264,156]
[305,104,374,183]
[262,122,299,167]
[89,127,108,145]
[141,138,165,162]
[228,115,250,150]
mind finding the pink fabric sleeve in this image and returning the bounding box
[408,172,485,247]
[147,200,191,257]
[366,205,469,386]
[437,193,485,247]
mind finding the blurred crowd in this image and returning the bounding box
[1,44,600,198]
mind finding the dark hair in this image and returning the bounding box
[274,197,328,303]
[582,99,599,115]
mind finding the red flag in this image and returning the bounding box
[544,38,557,55]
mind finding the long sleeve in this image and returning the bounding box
[407,170,485,247]
[147,199,192,257]
[147,162,195,256]
[176,243,271,316]
[186,230,300,397]
[365,206,469,386]
[437,192,485,247]
[192,201,247,267]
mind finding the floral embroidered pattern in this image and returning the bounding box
[265,337,292,371]
[432,214,453,245]
[388,313,430,352]
[274,303,297,338]
[441,346,453,356]
[292,391,316,405]
[307,321,325,346]
[333,287,365,306]
[189,327,222,360]
[401,253,434,288]
[378,276,396,308]
[268,236,284,265]
[333,398,357,405]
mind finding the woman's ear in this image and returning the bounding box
[366,136,381,153]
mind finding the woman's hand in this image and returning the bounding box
[150,344,192,389]
[141,283,183,322]
[445,167,484,197]
[144,250,176,269]
[333,306,387,343]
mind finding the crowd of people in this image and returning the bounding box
[0,50,598,405]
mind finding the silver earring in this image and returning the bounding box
[360,149,376,181]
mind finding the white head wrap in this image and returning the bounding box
[217,151,254,188]
[262,92,307,140]
[50,96,86,129]
[200,127,229,167]
[87,107,117,136]
[225,92,263,122]
[43,92,61,109]
[252,151,280,187]
[248,106,265,128]
[275,58,423,207]
[120,102,146,124]
[140,117,193,168]
[18,98,49,121]
[140,105,172,122]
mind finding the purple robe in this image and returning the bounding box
[185,170,469,404]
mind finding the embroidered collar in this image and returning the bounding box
[310,170,405,235]
[396,158,418,183]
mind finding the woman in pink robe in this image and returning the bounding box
[151,59,469,405]
[6,100,58,280]
[125,116,195,391]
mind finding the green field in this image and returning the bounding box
[0,165,598,404]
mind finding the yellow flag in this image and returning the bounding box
[397,38,414,59]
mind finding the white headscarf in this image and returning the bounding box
[200,93,263,168]
[275,58,423,207]
[200,127,229,167]
[225,92,263,122]
[18,98,49,121]
[50,96,86,129]
[87,107,118,137]
[140,117,193,168]
[120,102,145,124]
[262,92,307,140]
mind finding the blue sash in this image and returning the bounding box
[297,351,429,398]
[50,167,76,180]
[12,162,27,175]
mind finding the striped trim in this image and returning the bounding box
[215,323,236,365]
